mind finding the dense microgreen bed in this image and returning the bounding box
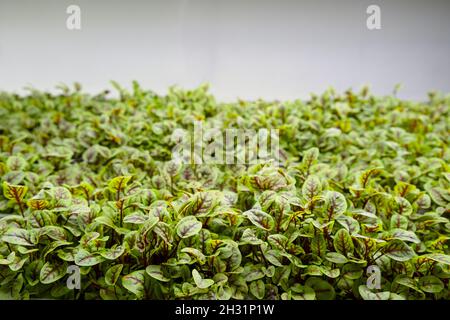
[0,83,449,300]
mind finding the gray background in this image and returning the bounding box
[0,0,449,101]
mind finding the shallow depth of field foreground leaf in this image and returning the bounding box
[0,83,449,300]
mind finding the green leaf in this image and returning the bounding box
[57,248,76,262]
[393,275,421,292]
[358,285,390,300]
[51,284,71,298]
[240,228,264,245]
[138,215,159,238]
[146,265,170,282]
[342,264,364,280]
[386,228,420,244]
[80,232,100,246]
[180,248,206,265]
[122,270,145,299]
[250,280,265,299]
[71,181,94,201]
[74,249,105,267]
[301,147,319,170]
[290,284,316,300]
[311,233,327,257]
[267,234,288,250]
[426,186,450,206]
[99,245,125,260]
[27,199,49,210]
[390,214,408,230]
[325,252,348,264]
[105,264,123,286]
[383,240,415,262]
[311,219,334,230]
[40,262,67,284]
[419,276,444,293]
[243,209,274,231]
[216,285,233,300]
[92,214,114,227]
[319,266,340,278]
[2,228,36,246]
[324,191,347,219]
[421,253,450,265]
[9,256,28,271]
[263,249,284,267]
[389,293,406,300]
[43,240,73,259]
[24,260,43,286]
[11,273,24,299]
[358,168,382,188]
[303,265,323,276]
[336,215,360,234]
[392,197,413,216]
[123,212,148,224]
[153,221,173,244]
[40,226,68,241]
[305,277,335,300]
[415,193,431,209]
[180,191,218,216]
[0,252,16,265]
[302,175,322,202]
[272,265,292,290]
[94,216,122,233]
[333,229,354,256]
[3,181,27,202]
[6,156,27,171]
[192,269,214,289]
[18,246,39,255]
[176,216,202,238]
[108,176,132,194]
[51,186,72,202]
[242,265,265,282]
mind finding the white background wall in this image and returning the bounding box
[0,0,449,101]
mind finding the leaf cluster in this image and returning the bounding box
[0,84,449,300]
